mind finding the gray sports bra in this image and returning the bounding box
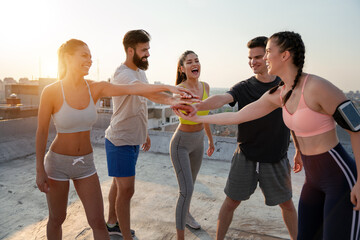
[52,80,98,133]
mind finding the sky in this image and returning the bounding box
[0,0,359,91]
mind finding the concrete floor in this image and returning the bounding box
[1,143,304,240]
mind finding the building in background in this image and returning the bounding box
[0,80,4,103]
[1,77,358,136]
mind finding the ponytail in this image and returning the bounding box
[175,50,196,85]
[57,39,87,80]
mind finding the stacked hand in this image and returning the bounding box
[168,85,201,118]
[169,86,199,100]
[171,104,200,122]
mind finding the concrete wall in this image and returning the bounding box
[90,113,237,161]
[146,130,237,161]
[0,114,237,163]
[0,117,55,163]
[0,107,39,120]
[1,114,354,164]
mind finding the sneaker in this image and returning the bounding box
[186,213,201,230]
[107,222,135,237]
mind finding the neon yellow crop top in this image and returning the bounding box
[178,82,210,125]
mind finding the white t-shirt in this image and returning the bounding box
[105,64,149,146]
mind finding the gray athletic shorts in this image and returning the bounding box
[224,146,292,206]
[44,150,97,181]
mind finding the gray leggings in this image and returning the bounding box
[169,129,204,230]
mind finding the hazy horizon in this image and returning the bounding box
[1,0,359,91]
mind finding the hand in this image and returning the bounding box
[207,141,215,157]
[172,106,201,122]
[351,181,360,210]
[36,169,50,194]
[170,95,201,106]
[171,104,197,116]
[169,86,200,99]
[293,150,303,173]
[142,135,151,152]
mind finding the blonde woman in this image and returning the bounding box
[36,39,195,239]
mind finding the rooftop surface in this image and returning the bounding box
[0,117,353,240]
[1,143,303,240]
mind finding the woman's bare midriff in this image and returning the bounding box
[177,123,204,132]
[50,131,93,156]
[296,129,339,155]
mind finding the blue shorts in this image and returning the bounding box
[105,138,140,177]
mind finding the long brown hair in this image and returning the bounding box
[175,50,197,85]
[268,31,305,105]
[57,39,88,80]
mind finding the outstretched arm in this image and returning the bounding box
[143,91,199,106]
[173,90,280,125]
[196,93,234,111]
[97,81,197,100]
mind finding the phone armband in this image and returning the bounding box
[333,100,360,132]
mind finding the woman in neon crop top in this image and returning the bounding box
[35,39,196,240]
[174,32,360,240]
[169,50,215,240]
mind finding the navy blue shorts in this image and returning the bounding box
[105,138,140,177]
[298,143,359,240]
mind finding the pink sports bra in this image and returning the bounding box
[281,74,335,137]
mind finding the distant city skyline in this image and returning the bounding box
[1,0,359,91]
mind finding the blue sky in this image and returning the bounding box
[1,0,359,91]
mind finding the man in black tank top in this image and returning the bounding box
[192,37,298,240]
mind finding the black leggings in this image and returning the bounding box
[298,143,359,240]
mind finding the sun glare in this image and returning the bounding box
[0,1,60,80]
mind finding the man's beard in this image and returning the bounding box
[133,52,149,70]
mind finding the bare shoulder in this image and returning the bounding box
[306,74,345,99]
[263,87,282,107]
[41,81,60,97]
[305,73,346,114]
[86,79,95,85]
[39,82,62,110]
[202,81,210,92]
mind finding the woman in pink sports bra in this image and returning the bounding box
[175,31,360,240]
[36,39,197,239]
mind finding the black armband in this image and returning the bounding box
[333,100,360,132]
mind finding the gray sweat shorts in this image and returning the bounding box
[224,146,292,206]
[44,150,97,181]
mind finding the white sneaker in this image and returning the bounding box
[186,213,201,229]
